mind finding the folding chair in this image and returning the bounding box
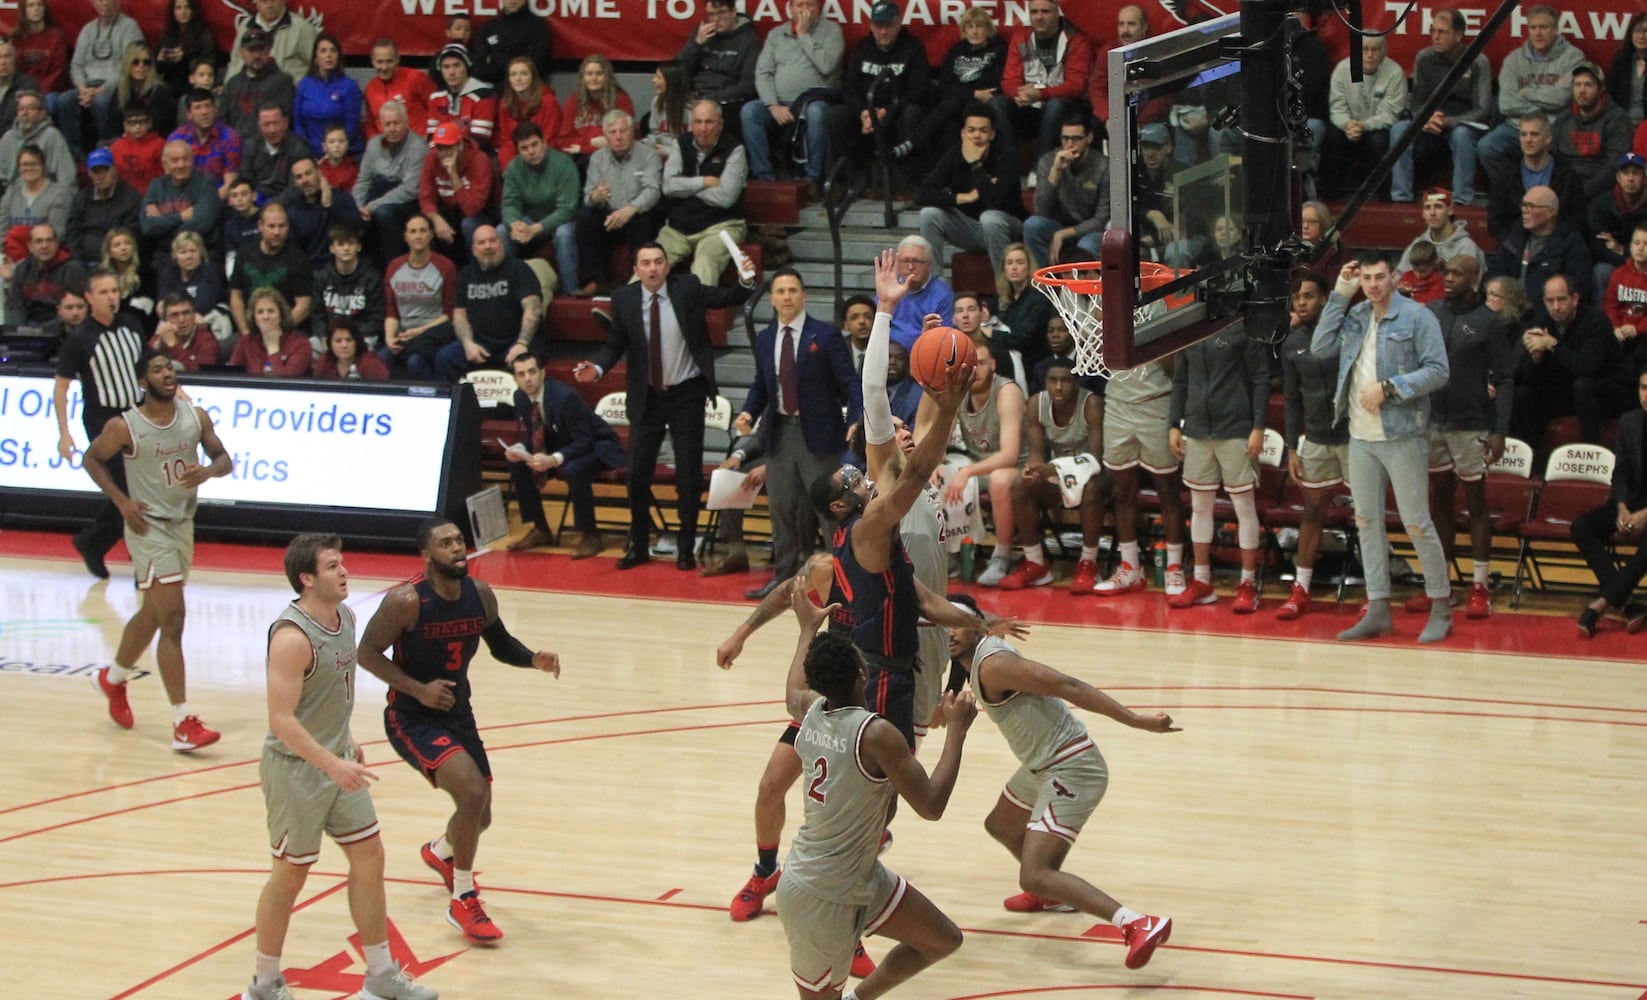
[1511,444,1615,607]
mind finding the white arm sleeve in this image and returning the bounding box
[863,311,895,445]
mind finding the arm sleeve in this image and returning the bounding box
[481,617,536,667]
[862,311,895,445]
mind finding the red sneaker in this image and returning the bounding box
[1465,583,1491,619]
[850,942,876,978]
[1071,559,1099,594]
[1275,584,1310,621]
[447,892,504,944]
[1167,579,1216,609]
[95,667,133,729]
[421,842,455,893]
[998,559,1053,591]
[1403,593,1432,614]
[729,868,780,921]
[171,715,220,752]
[1120,913,1172,969]
[1231,580,1259,614]
[1003,891,1075,913]
[1093,562,1145,595]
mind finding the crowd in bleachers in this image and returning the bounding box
[14,0,1647,620]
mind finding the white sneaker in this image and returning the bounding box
[360,963,439,1000]
[243,978,296,1000]
[976,556,1013,587]
[1164,563,1187,596]
[1092,561,1145,595]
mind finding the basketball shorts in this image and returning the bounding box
[1182,437,1257,493]
[1102,394,1177,474]
[777,862,907,994]
[1428,427,1489,481]
[911,624,949,741]
[1001,740,1109,845]
[863,651,916,750]
[1296,438,1352,490]
[260,745,380,865]
[385,708,492,785]
[127,516,193,590]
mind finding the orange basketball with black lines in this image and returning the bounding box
[909,327,977,390]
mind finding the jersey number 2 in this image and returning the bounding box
[806,757,828,804]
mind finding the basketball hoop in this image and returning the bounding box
[1032,262,1114,379]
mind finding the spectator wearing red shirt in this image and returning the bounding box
[229,285,312,376]
[427,43,497,148]
[312,320,390,380]
[318,124,358,193]
[10,0,70,95]
[149,292,221,371]
[555,54,634,159]
[111,105,164,195]
[495,57,562,170]
[1604,221,1647,344]
[363,39,434,143]
[419,121,498,262]
[991,0,1093,155]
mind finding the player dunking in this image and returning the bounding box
[357,518,561,945]
[947,593,1177,968]
[776,586,977,1000]
[84,348,231,751]
[245,533,436,1000]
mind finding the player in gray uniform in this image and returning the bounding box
[242,533,437,1000]
[1091,358,1189,597]
[999,357,1106,592]
[948,593,1178,970]
[83,348,232,752]
[776,586,977,1000]
[946,340,1028,586]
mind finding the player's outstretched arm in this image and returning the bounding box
[866,690,977,820]
[718,554,833,669]
[476,581,560,675]
[268,622,376,790]
[783,583,837,720]
[979,648,1180,733]
[857,365,973,550]
[357,586,457,711]
[913,579,1029,639]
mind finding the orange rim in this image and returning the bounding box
[1032,262,1102,294]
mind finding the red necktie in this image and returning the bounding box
[649,292,665,391]
[779,325,799,415]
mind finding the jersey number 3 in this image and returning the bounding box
[806,756,828,804]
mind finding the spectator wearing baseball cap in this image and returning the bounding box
[226,0,317,84]
[419,119,499,263]
[1554,61,1633,200]
[67,147,142,266]
[826,0,932,198]
[430,43,498,148]
[219,24,295,141]
[1587,152,1647,300]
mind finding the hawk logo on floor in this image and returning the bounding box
[1052,780,1076,800]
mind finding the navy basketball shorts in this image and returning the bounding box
[385,708,492,785]
[862,652,917,749]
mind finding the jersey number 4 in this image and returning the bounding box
[806,756,829,804]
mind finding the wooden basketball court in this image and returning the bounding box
[1,535,1643,1000]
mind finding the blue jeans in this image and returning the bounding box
[1023,214,1103,269]
[1347,434,1451,601]
[51,86,112,156]
[1390,120,1480,204]
[740,98,831,182]
[553,220,579,291]
[1475,121,1521,178]
[918,206,1023,275]
[988,95,1081,156]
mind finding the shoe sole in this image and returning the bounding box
[446,907,504,944]
[171,731,220,752]
[1232,603,1259,614]
[1276,606,1304,620]
[998,575,1053,591]
[1125,917,1173,969]
[1092,581,1146,596]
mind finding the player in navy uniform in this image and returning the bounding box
[358,518,561,945]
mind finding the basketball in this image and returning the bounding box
[909,327,977,390]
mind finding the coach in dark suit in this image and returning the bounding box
[505,353,626,558]
[733,268,863,598]
[1573,368,1647,636]
[575,241,756,569]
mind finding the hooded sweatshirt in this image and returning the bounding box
[1554,94,1634,198]
[1496,35,1584,120]
[1397,218,1487,278]
[678,15,761,104]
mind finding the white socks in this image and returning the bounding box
[363,940,393,976]
[106,663,132,685]
[1194,564,1212,585]
[1023,546,1046,566]
[453,868,475,899]
[255,953,281,985]
[1112,905,1143,928]
[1296,567,1314,592]
[1473,560,1489,585]
[1240,566,1256,584]
[1167,543,1184,568]
[430,835,453,859]
[172,702,191,725]
[991,542,1012,562]
[1119,540,1140,568]
[1081,545,1099,563]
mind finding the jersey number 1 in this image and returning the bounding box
[806,757,828,804]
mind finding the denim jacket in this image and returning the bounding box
[1310,285,1449,440]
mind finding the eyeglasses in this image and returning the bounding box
[895,256,929,267]
[1059,134,1088,143]
[132,57,151,65]
[1520,201,1555,210]
[1484,290,1505,299]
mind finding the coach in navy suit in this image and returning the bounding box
[575,241,756,569]
[505,353,626,558]
[734,268,862,598]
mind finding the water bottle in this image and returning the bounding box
[347,362,361,380]
[957,537,976,582]
[1152,540,1166,588]
[262,359,273,376]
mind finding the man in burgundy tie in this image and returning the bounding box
[575,242,757,569]
[727,267,862,597]
[505,353,625,556]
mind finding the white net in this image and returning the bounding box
[1033,277,1116,379]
